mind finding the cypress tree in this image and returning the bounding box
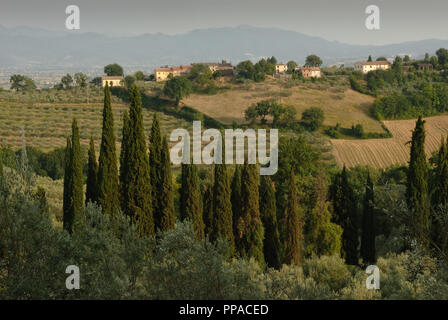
[86,136,99,204]
[0,158,3,192]
[158,136,175,231]
[406,116,430,245]
[431,137,448,252]
[0,160,4,258]
[0,158,4,207]
[203,185,214,237]
[433,136,448,207]
[239,164,264,265]
[211,163,234,252]
[149,112,176,233]
[0,158,3,213]
[97,83,120,215]
[35,187,49,215]
[283,170,304,266]
[305,170,342,257]
[180,164,205,239]
[190,164,205,240]
[62,119,83,233]
[121,83,153,237]
[119,110,130,210]
[0,160,4,260]
[360,174,376,264]
[329,166,359,265]
[260,175,281,269]
[71,119,84,217]
[231,165,243,253]
[63,136,73,233]
[180,164,188,220]
[149,112,162,214]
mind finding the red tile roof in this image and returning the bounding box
[359,61,391,66]
[301,67,321,71]
[101,76,124,80]
[155,65,192,73]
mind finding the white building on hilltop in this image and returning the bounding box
[275,63,288,73]
[101,76,124,87]
[354,61,391,74]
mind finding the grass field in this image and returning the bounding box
[0,101,190,151]
[331,114,448,168]
[183,78,385,134]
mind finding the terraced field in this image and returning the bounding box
[331,115,448,168]
[0,101,189,151]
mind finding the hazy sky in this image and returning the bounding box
[1,0,447,45]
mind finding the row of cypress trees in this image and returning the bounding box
[175,158,308,268]
[329,165,380,265]
[63,83,175,238]
[63,83,276,267]
[187,161,322,269]
[62,81,341,267]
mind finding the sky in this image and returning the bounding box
[0,0,447,45]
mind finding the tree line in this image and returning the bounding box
[348,49,448,120]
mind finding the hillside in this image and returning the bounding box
[183,78,385,133]
[331,114,448,168]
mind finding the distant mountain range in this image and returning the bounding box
[1,25,448,72]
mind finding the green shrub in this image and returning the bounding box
[302,255,351,292]
[301,107,324,131]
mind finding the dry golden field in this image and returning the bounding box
[331,115,448,168]
[183,79,385,134]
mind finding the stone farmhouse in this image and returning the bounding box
[275,63,288,73]
[418,63,434,71]
[155,62,234,82]
[154,65,193,82]
[354,61,391,74]
[301,67,322,78]
[101,76,124,87]
[192,62,234,76]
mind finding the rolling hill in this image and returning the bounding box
[183,78,384,133]
[1,25,448,70]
